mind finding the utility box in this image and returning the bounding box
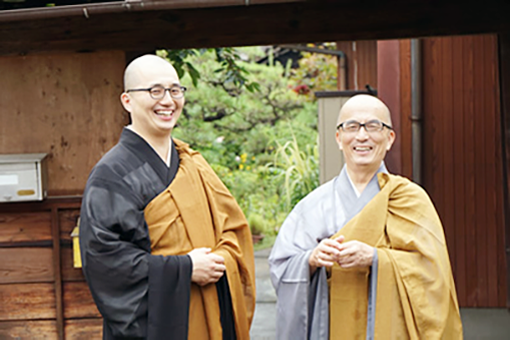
[0,153,48,202]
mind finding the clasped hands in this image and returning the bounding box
[309,236,374,273]
[188,247,226,286]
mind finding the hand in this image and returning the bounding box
[337,240,374,268]
[309,236,345,274]
[187,247,226,286]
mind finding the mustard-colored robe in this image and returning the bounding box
[144,139,256,340]
[329,173,463,339]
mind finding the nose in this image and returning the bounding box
[159,90,175,105]
[355,126,369,140]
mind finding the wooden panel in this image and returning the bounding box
[65,319,103,340]
[63,281,101,319]
[335,40,377,91]
[0,51,127,196]
[398,39,413,180]
[0,320,58,339]
[0,283,56,320]
[0,212,51,246]
[0,248,53,284]
[422,34,507,307]
[498,33,510,308]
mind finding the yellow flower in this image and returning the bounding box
[239,164,244,170]
[246,166,251,170]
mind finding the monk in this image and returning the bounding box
[79,54,255,340]
[269,94,462,339]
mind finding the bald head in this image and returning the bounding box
[124,54,178,91]
[337,94,392,127]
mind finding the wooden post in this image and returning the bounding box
[51,207,64,339]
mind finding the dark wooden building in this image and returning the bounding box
[0,0,510,338]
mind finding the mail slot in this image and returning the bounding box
[0,153,48,202]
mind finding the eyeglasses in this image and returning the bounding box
[337,119,393,133]
[126,85,187,100]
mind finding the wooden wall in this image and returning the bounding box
[0,50,127,196]
[0,198,102,339]
[0,50,128,338]
[422,34,507,307]
[335,40,378,91]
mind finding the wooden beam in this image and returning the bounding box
[0,1,509,55]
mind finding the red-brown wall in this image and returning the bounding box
[421,34,506,307]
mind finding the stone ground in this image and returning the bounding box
[249,247,510,340]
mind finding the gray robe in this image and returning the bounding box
[268,163,387,340]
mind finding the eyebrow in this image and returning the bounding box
[149,82,181,87]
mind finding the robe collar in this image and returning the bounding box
[119,128,180,186]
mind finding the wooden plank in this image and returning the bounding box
[0,248,53,284]
[483,34,500,307]
[473,35,489,306]
[398,39,413,180]
[65,319,103,340]
[451,36,467,306]
[463,35,479,307]
[0,283,56,320]
[0,212,51,246]
[63,281,101,319]
[0,51,127,196]
[0,320,58,339]
[497,32,510,308]
[442,37,456,274]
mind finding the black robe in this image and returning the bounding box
[80,128,235,339]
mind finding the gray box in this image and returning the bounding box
[0,153,48,202]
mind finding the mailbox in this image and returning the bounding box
[0,153,48,202]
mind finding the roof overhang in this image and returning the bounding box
[0,0,509,55]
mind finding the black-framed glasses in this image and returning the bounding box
[126,85,187,100]
[337,119,393,133]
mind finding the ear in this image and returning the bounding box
[386,130,396,151]
[120,92,132,113]
[336,130,343,150]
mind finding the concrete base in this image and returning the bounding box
[461,308,510,340]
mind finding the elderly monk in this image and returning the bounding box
[80,54,255,340]
[269,94,462,339]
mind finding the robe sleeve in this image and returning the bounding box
[376,179,462,338]
[80,179,192,339]
[268,207,330,340]
[194,154,256,335]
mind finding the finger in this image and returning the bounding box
[322,239,343,251]
[333,235,345,244]
[209,254,225,263]
[215,264,226,272]
[319,244,342,257]
[317,258,335,267]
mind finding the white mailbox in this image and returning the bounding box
[0,153,48,202]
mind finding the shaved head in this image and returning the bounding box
[337,94,392,127]
[124,54,178,91]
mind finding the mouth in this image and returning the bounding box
[155,109,174,118]
[353,146,372,152]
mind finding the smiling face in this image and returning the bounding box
[336,95,395,174]
[120,55,184,139]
